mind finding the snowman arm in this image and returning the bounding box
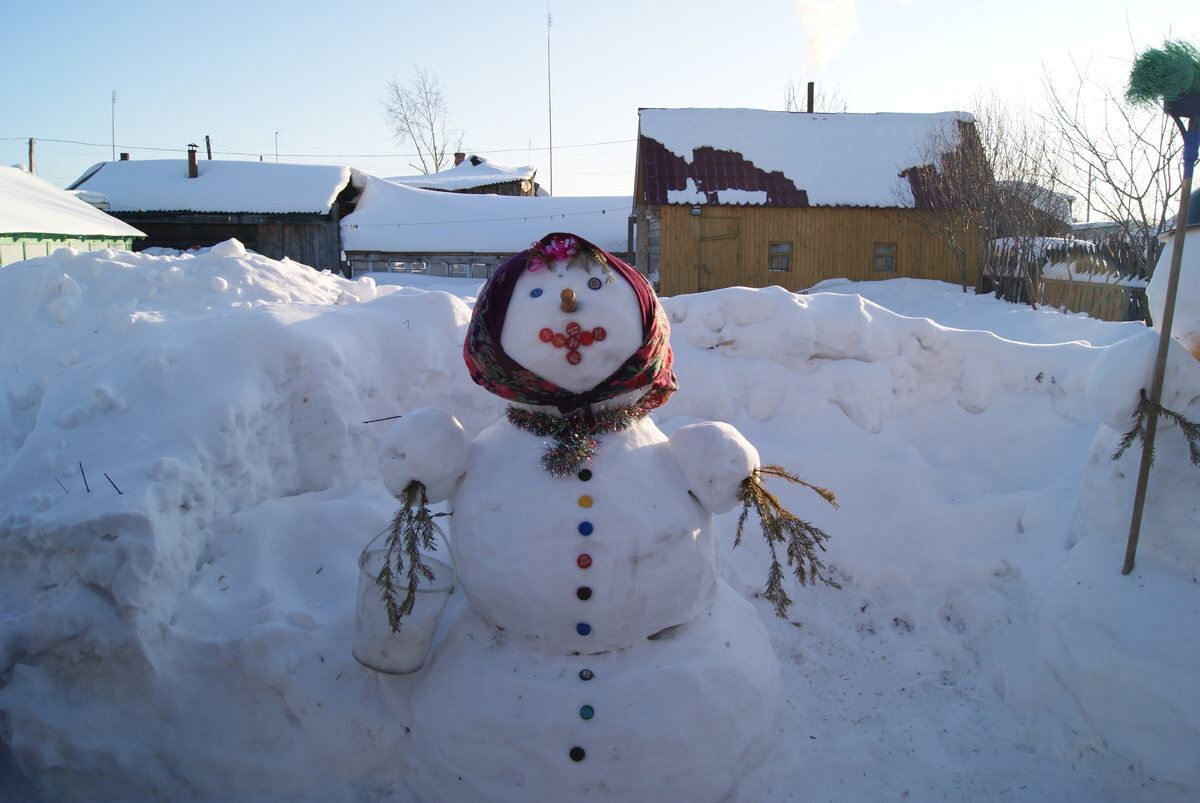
[666,421,760,514]
[377,407,470,503]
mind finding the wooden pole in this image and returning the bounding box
[27,138,34,174]
[807,81,815,114]
[205,135,213,160]
[1122,109,1198,574]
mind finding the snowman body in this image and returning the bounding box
[382,236,781,801]
[447,414,718,652]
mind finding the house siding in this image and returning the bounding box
[652,205,978,297]
[1,234,137,268]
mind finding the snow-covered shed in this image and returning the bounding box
[68,156,363,272]
[340,176,630,278]
[387,153,540,197]
[0,165,145,268]
[634,108,989,295]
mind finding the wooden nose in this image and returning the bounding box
[560,288,577,313]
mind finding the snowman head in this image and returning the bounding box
[464,233,675,413]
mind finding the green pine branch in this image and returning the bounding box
[736,464,841,619]
[377,480,447,633]
[1112,389,1200,467]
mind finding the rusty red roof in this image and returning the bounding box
[636,108,979,209]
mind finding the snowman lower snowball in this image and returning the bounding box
[376,234,824,802]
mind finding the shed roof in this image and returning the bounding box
[68,159,362,215]
[0,166,145,238]
[386,155,537,192]
[637,108,975,208]
[341,176,629,254]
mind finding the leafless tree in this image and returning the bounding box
[383,68,463,174]
[783,79,848,113]
[897,96,1069,300]
[1043,59,1179,278]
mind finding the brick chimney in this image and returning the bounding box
[187,144,199,178]
[454,152,466,167]
[119,152,130,161]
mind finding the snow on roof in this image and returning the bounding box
[341,176,630,253]
[386,155,537,192]
[638,107,974,208]
[69,159,361,214]
[0,165,144,238]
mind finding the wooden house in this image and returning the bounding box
[341,176,630,278]
[387,154,540,197]
[1,165,144,267]
[633,108,989,296]
[68,153,362,273]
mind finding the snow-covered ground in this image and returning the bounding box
[1,243,1197,801]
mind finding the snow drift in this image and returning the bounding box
[1,243,1197,801]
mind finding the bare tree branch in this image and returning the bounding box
[1043,58,1179,277]
[383,68,464,174]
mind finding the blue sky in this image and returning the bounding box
[2,0,1192,196]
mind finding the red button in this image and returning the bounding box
[551,333,566,348]
[577,554,592,569]
[539,327,554,342]
[566,350,582,365]
[566,321,582,337]
[579,331,594,346]
[592,327,606,341]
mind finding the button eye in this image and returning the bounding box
[587,277,602,290]
[530,287,544,298]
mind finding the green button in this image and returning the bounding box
[579,705,595,720]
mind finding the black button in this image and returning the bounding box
[576,586,592,600]
[579,669,594,681]
[577,469,593,481]
[569,746,586,762]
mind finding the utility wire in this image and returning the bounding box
[1,136,636,160]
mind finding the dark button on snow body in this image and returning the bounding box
[577,468,593,482]
[578,521,593,536]
[569,746,586,762]
[576,622,592,636]
[577,553,592,569]
[579,705,595,720]
[579,669,594,681]
[576,586,592,600]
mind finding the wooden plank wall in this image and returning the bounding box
[654,205,977,297]
[1037,278,1144,322]
[257,222,340,271]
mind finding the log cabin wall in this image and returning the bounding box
[652,204,978,297]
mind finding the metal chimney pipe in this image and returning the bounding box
[187,144,199,178]
[807,82,815,114]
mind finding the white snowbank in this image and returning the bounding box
[1,246,1197,801]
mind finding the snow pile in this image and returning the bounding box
[69,159,360,214]
[341,177,631,254]
[1,245,1198,801]
[0,165,144,238]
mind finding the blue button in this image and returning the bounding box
[576,622,592,636]
[578,521,593,536]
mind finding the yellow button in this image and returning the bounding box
[578,495,593,508]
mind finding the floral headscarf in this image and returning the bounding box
[463,232,676,415]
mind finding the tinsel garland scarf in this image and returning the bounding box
[506,393,662,477]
